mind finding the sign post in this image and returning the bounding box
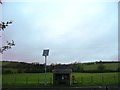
[42,49,49,87]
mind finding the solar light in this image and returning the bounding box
[42,49,49,56]
[42,49,49,87]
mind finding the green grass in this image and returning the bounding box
[2,73,53,87]
[2,72,120,87]
[72,72,119,86]
[0,74,2,87]
[83,63,119,71]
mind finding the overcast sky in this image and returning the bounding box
[0,0,118,64]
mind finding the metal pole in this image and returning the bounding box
[44,56,47,87]
[38,63,40,87]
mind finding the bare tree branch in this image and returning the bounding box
[0,21,13,31]
[0,21,15,54]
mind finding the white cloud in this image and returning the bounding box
[29,2,106,43]
[2,1,118,64]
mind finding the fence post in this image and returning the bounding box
[91,76,93,83]
[26,77,28,85]
[81,77,83,85]
[14,77,16,85]
[38,76,40,87]
[102,76,104,83]
[114,75,116,81]
[106,86,108,90]
[50,77,52,85]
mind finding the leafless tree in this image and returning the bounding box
[0,0,2,4]
[0,21,13,31]
[0,21,15,54]
[0,1,15,54]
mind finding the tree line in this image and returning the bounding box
[2,61,120,74]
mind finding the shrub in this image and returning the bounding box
[97,64,106,72]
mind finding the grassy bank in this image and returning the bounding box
[2,72,120,87]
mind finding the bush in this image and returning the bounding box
[18,69,24,73]
[117,66,120,72]
[97,64,106,72]
[2,69,12,74]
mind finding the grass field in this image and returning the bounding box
[83,63,119,71]
[72,72,119,86]
[2,72,120,87]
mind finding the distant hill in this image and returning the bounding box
[1,61,120,74]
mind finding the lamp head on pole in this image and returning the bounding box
[42,49,49,57]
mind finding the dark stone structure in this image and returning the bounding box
[53,69,72,86]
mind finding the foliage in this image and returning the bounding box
[117,66,120,72]
[97,64,106,72]
[1,61,120,74]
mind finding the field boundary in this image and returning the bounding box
[2,86,120,90]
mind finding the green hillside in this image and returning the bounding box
[1,61,120,74]
[83,63,119,71]
[1,61,120,87]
